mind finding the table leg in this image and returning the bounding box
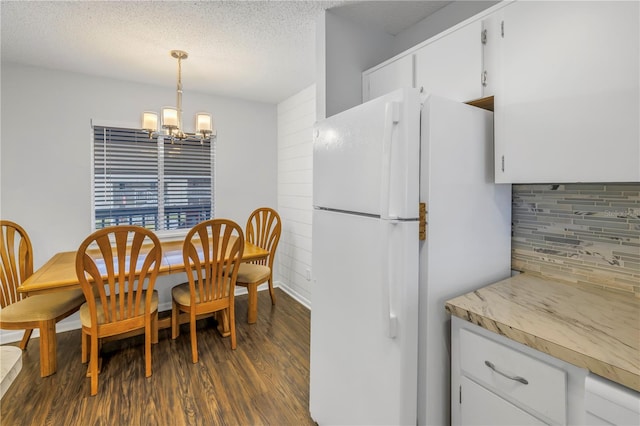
[215,311,231,337]
[38,320,57,377]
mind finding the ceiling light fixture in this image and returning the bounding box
[142,50,213,143]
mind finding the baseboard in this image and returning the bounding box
[274,281,311,310]
[1,281,311,344]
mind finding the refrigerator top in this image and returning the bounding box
[313,88,421,220]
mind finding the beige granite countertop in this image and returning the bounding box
[445,273,640,392]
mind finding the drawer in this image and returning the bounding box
[585,373,640,426]
[461,376,546,425]
[460,328,567,425]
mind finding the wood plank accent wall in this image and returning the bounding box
[275,85,315,306]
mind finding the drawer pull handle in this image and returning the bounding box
[484,361,529,385]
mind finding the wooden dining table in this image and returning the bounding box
[18,237,269,376]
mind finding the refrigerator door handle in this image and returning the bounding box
[380,101,401,221]
[381,220,399,339]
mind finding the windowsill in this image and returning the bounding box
[89,227,190,242]
[154,229,189,241]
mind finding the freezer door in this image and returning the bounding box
[313,88,421,220]
[310,209,419,425]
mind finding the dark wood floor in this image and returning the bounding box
[1,289,316,426]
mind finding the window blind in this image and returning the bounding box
[93,125,214,231]
[163,138,214,230]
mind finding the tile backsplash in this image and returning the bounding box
[512,183,640,296]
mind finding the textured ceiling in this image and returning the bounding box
[1,1,452,104]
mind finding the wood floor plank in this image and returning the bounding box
[0,289,315,426]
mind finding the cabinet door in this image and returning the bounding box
[480,9,504,97]
[460,377,546,426]
[495,1,640,183]
[415,20,482,102]
[363,54,413,102]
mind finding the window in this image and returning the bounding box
[93,125,215,232]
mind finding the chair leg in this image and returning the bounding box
[190,314,198,364]
[145,318,152,377]
[38,320,57,377]
[81,330,89,364]
[152,310,159,344]
[18,329,33,350]
[229,307,237,350]
[90,333,99,396]
[171,299,179,340]
[247,282,258,324]
[268,277,276,305]
[218,310,230,335]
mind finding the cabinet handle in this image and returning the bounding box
[482,70,488,87]
[484,361,529,385]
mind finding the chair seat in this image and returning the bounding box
[0,289,85,322]
[172,281,231,307]
[79,290,158,327]
[236,263,270,285]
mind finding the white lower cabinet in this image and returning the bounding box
[584,374,640,426]
[451,317,589,426]
[461,376,545,426]
[460,327,567,424]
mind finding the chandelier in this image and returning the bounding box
[141,50,213,142]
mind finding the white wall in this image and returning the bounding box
[392,1,499,55]
[0,62,277,342]
[275,85,315,307]
[316,10,394,119]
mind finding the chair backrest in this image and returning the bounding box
[0,220,33,308]
[245,208,281,269]
[75,226,162,325]
[183,219,244,304]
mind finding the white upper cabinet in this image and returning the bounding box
[363,19,484,104]
[494,1,640,183]
[414,20,483,102]
[480,9,504,98]
[363,54,414,102]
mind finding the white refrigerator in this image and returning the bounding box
[310,88,511,425]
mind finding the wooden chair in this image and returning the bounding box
[0,220,85,377]
[75,225,162,396]
[236,208,281,323]
[171,219,244,363]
